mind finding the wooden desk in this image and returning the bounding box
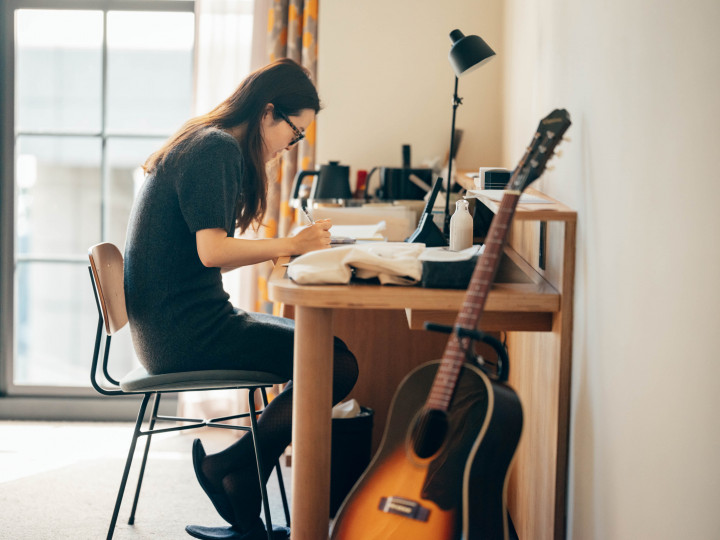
[268,189,575,540]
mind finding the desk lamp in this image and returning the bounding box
[443,29,496,235]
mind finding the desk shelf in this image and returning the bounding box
[467,187,577,222]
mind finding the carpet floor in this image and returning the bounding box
[0,422,292,540]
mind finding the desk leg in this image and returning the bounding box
[292,306,333,540]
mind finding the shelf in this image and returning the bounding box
[467,187,577,222]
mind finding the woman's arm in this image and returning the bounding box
[195,220,332,268]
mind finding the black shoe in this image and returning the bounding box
[185,521,290,540]
[192,438,235,524]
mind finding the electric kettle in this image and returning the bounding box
[290,160,353,206]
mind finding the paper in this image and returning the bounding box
[312,207,416,242]
[332,399,361,419]
[290,221,387,241]
[466,189,549,204]
[329,222,386,241]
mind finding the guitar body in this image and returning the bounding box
[331,360,523,540]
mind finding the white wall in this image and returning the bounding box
[316,0,504,187]
[502,0,720,538]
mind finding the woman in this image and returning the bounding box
[124,59,358,540]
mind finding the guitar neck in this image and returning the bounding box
[422,108,571,413]
[426,192,520,412]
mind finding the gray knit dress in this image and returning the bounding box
[124,127,341,376]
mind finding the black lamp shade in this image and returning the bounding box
[448,29,496,77]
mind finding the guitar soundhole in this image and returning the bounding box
[410,409,448,459]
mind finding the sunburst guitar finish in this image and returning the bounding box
[331,361,522,540]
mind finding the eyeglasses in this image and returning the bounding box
[276,110,305,146]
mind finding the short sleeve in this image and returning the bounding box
[175,132,241,236]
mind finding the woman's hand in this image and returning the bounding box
[291,218,332,255]
[195,220,332,269]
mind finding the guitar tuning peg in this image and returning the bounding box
[562,136,572,143]
[545,165,556,172]
[554,149,563,158]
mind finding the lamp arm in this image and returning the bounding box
[444,75,461,235]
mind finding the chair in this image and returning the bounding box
[88,242,290,540]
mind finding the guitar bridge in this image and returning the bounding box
[378,496,430,522]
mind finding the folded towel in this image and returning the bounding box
[287,242,425,285]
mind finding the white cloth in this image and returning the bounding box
[287,242,425,285]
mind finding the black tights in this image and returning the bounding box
[201,346,358,531]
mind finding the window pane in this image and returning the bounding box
[16,136,101,257]
[15,10,102,133]
[106,11,194,134]
[10,6,195,394]
[106,137,165,249]
[14,261,138,387]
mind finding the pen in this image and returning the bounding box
[301,205,314,224]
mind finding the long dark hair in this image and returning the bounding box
[143,58,320,232]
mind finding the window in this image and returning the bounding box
[1,1,195,396]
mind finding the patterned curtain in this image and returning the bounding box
[255,0,319,314]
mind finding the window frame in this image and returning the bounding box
[0,0,195,412]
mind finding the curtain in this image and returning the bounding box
[194,0,255,115]
[254,0,319,315]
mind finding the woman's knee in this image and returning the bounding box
[333,338,359,398]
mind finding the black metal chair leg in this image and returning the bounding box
[106,393,152,540]
[128,392,161,524]
[249,388,274,540]
[261,388,290,527]
[274,457,291,527]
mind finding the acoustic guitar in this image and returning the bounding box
[330,109,572,540]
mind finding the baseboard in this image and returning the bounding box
[0,394,178,421]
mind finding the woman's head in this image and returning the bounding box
[258,106,315,162]
[144,58,320,232]
[210,58,320,159]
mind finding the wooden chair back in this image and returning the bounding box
[88,242,128,335]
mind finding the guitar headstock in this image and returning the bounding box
[507,108,571,193]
